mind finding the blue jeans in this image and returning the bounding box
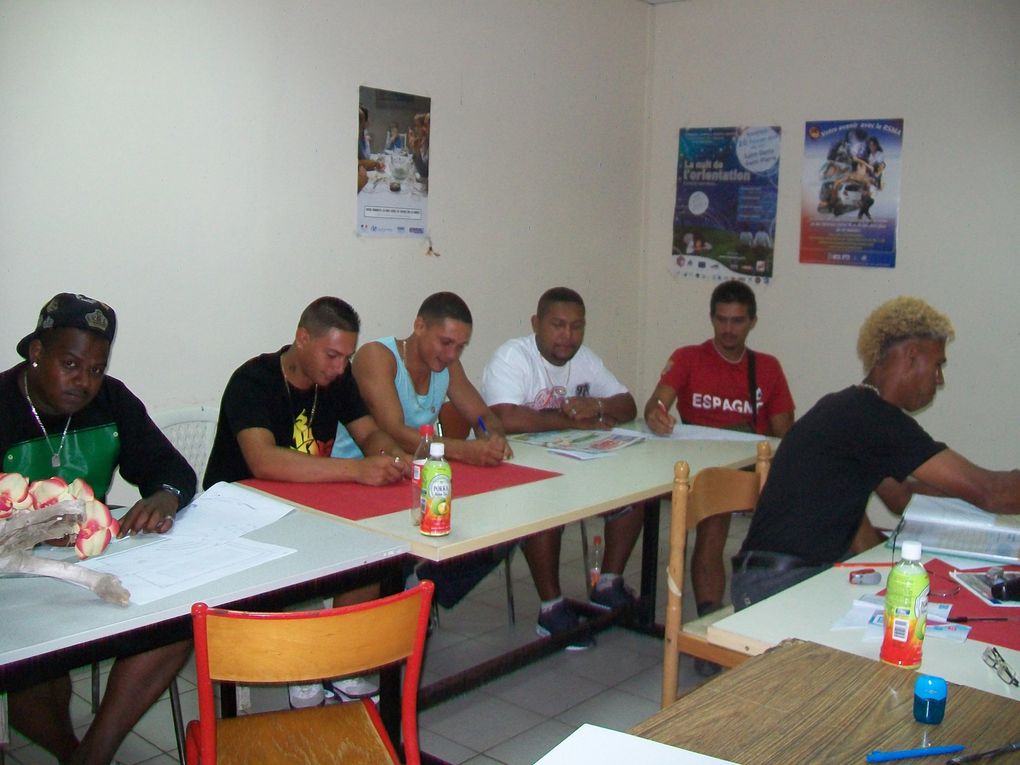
[731,562,828,611]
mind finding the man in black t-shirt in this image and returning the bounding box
[733,297,1020,609]
[205,296,409,488]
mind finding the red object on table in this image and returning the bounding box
[242,461,561,522]
[927,558,1020,652]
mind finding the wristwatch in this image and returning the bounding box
[160,483,183,510]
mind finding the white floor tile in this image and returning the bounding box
[484,718,578,765]
[554,686,660,731]
[421,693,545,753]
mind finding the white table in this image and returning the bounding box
[356,437,776,561]
[0,503,409,689]
[708,545,1020,699]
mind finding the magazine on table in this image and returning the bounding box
[889,495,1020,564]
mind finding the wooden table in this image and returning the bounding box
[631,639,1020,764]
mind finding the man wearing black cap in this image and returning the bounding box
[1,293,196,764]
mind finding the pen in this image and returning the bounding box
[865,744,964,762]
[476,416,489,436]
[947,616,1017,623]
[833,562,896,568]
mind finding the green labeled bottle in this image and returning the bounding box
[880,540,929,668]
[419,442,452,536]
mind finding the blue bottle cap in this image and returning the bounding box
[914,674,947,700]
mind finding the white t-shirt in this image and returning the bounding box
[481,335,628,411]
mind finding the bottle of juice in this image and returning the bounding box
[880,540,929,668]
[410,424,434,525]
[419,442,452,536]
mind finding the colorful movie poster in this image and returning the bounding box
[671,126,781,283]
[357,85,430,238]
[800,118,903,267]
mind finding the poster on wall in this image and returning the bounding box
[799,118,903,267]
[670,126,781,283]
[357,85,430,238]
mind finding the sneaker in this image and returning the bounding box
[536,601,594,651]
[329,674,379,700]
[288,682,325,709]
[591,577,637,611]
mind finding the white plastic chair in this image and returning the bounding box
[92,404,219,762]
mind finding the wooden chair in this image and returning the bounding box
[661,441,772,707]
[185,580,434,765]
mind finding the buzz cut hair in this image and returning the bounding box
[537,287,585,318]
[710,280,757,320]
[857,296,954,371]
[298,296,361,336]
[417,291,473,326]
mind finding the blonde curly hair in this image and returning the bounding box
[857,297,954,371]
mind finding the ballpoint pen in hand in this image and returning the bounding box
[947,741,1020,764]
[476,416,489,436]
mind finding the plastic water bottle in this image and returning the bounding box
[410,424,434,525]
[880,540,929,668]
[589,534,604,589]
[420,442,452,536]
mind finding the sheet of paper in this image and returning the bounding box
[615,422,765,442]
[509,429,645,456]
[80,535,295,605]
[172,481,295,542]
[535,724,738,765]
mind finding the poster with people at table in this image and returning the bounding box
[800,118,903,267]
[357,85,430,238]
[670,126,781,284]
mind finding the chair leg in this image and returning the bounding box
[579,519,592,596]
[90,662,101,714]
[169,678,186,763]
[503,548,515,625]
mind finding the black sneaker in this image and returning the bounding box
[536,601,594,651]
[590,577,637,611]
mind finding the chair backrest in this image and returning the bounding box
[662,440,772,706]
[151,405,219,485]
[191,580,434,764]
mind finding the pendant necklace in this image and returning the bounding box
[280,355,318,427]
[23,375,72,468]
[399,339,437,415]
[541,356,572,399]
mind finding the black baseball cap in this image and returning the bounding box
[17,293,117,358]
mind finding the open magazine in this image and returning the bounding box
[890,495,1020,564]
[508,429,645,459]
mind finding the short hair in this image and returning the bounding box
[857,297,954,371]
[418,291,472,326]
[537,287,585,318]
[298,296,361,336]
[710,280,757,319]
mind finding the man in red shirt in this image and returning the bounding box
[644,281,794,672]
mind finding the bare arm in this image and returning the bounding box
[911,448,1020,514]
[643,383,678,435]
[562,392,637,428]
[351,342,422,453]
[767,411,794,438]
[237,426,406,486]
[443,361,511,465]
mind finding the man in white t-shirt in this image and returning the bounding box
[482,287,640,648]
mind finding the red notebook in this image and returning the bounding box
[242,461,561,522]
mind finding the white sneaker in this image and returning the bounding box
[288,682,325,708]
[329,675,379,700]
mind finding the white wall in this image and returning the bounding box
[640,0,1020,477]
[1,0,649,408]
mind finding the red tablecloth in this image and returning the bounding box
[242,461,561,522]
[928,558,1020,651]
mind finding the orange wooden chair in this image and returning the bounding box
[185,580,433,764]
[661,441,772,707]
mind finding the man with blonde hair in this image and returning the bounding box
[732,296,1020,608]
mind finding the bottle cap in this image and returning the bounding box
[900,540,922,561]
[419,423,434,436]
[429,442,445,458]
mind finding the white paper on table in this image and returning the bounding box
[534,724,738,765]
[615,422,765,442]
[834,596,953,630]
[171,481,295,542]
[863,611,971,643]
[80,534,295,605]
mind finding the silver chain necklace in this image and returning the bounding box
[280,356,318,427]
[24,375,72,468]
[858,382,881,397]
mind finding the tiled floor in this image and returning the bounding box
[5,506,749,765]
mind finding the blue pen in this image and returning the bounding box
[866,745,965,763]
[476,416,489,436]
